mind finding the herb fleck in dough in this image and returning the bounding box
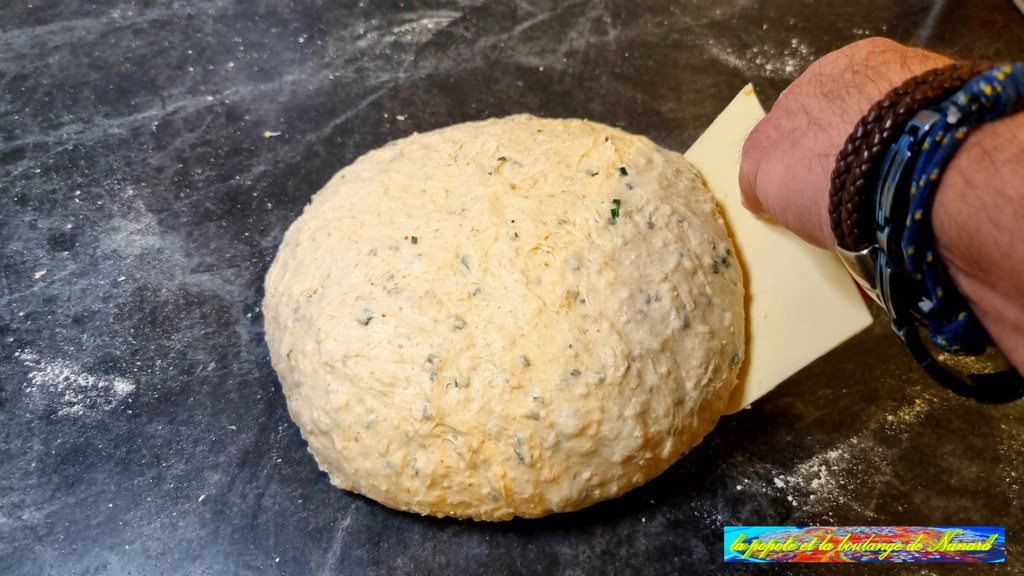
[263,115,744,520]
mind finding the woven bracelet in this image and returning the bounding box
[902,63,1024,355]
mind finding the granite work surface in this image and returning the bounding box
[2,1,1024,574]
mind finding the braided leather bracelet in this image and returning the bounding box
[829,61,993,251]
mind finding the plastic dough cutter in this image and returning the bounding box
[683,85,873,413]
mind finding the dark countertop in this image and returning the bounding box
[2,1,1023,574]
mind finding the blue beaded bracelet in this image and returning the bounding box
[902,63,1024,355]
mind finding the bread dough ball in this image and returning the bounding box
[263,115,744,520]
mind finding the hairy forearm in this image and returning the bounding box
[933,112,1024,368]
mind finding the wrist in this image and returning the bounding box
[830,60,1024,397]
[820,42,954,249]
[932,112,1024,368]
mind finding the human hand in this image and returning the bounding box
[738,38,953,248]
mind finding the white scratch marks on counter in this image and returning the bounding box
[352,10,462,51]
[303,85,393,146]
[317,512,354,575]
[2,92,229,161]
[15,349,136,418]
[0,6,175,56]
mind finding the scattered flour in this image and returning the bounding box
[793,448,847,495]
[771,445,857,521]
[705,36,815,80]
[883,396,930,433]
[765,395,938,520]
[749,38,814,77]
[997,421,1024,500]
[15,349,135,417]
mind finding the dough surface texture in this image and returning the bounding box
[263,115,744,520]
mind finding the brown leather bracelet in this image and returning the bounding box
[828,61,994,251]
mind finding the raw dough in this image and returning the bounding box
[263,115,744,520]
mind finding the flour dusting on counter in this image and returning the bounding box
[774,446,855,514]
[15,349,136,417]
[756,390,949,521]
[703,35,814,79]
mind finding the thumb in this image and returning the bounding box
[738,120,769,217]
